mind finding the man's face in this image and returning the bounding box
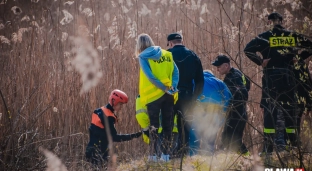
[216,63,229,75]
[113,102,124,112]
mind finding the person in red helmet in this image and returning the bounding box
[85,89,142,167]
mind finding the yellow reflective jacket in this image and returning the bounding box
[139,49,178,105]
[135,96,178,144]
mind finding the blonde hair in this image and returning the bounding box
[136,33,155,56]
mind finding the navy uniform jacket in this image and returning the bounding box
[224,68,248,110]
[168,45,204,99]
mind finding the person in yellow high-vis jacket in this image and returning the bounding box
[136,33,179,162]
[135,95,179,156]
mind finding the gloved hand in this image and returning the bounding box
[131,131,142,138]
[143,130,149,137]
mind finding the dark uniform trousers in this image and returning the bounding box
[85,130,109,168]
[222,102,248,154]
[262,68,298,152]
[147,93,174,155]
[174,89,193,156]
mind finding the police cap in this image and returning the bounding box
[167,33,183,41]
[167,33,183,46]
[212,55,230,66]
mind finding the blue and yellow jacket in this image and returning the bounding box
[197,71,232,113]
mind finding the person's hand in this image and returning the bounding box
[198,95,205,101]
[262,59,270,67]
[293,57,298,64]
[131,131,142,138]
[165,86,173,94]
[165,86,173,91]
[166,86,178,95]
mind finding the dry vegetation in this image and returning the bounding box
[1,0,312,170]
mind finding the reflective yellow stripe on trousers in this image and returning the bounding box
[264,128,275,133]
[286,128,296,133]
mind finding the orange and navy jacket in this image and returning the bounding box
[89,104,134,142]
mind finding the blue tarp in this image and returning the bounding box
[189,71,232,156]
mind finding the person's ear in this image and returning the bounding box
[267,20,272,25]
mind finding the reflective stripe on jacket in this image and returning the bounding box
[139,49,178,105]
[91,106,117,128]
[135,95,178,144]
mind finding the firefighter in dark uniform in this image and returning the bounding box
[244,12,312,155]
[85,89,142,167]
[212,55,250,156]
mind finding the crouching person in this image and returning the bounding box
[85,89,142,168]
[135,95,179,160]
[190,70,232,156]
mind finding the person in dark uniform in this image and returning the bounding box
[244,12,312,155]
[212,55,250,156]
[85,89,142,167]
[167,32,204,156]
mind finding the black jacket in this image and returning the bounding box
[167,45,204,98]
[224,68,249,104]
[244,25,312,69]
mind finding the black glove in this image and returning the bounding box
[143,130,149,137]
[131,131,142,138]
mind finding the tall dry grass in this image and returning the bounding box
[1,0,312,170]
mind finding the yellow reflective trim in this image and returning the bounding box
[143,134,149,144]
[142,127,149,131]
[173,128,178,133]
[158,127,163,133]
[264,128,275,133]
[136,109,147,115]
[286,128,296,133]
[242,75,246,86]
[269,36,295,47]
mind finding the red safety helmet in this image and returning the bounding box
[109,89,128,106]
